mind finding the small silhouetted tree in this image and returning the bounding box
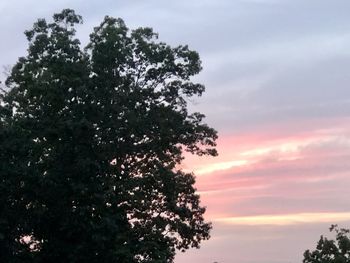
[0,9,217,262]
[303,225,350,263]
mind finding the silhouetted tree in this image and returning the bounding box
[0,9,217,262]
[303,225,350,263]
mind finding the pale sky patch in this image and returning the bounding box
[216,212,350,226]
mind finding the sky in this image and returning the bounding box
[1,1,350,262]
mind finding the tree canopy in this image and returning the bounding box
[0,9,217,262]
[303,225,350,263]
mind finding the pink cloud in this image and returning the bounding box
[177,117,350,262]
[182,120,350,221]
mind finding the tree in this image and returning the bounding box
[303,225,350,263]
[0,9,217,263]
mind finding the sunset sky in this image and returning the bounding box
[2,1,350,262]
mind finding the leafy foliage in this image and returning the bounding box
[0,9,217,263]
[303,225,350,263]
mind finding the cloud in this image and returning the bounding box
[216,212,350,226]
[189,123,350,175]
[186,125,350,221]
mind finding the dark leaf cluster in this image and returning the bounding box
[303,225,350,263]
[0,9,217,263]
